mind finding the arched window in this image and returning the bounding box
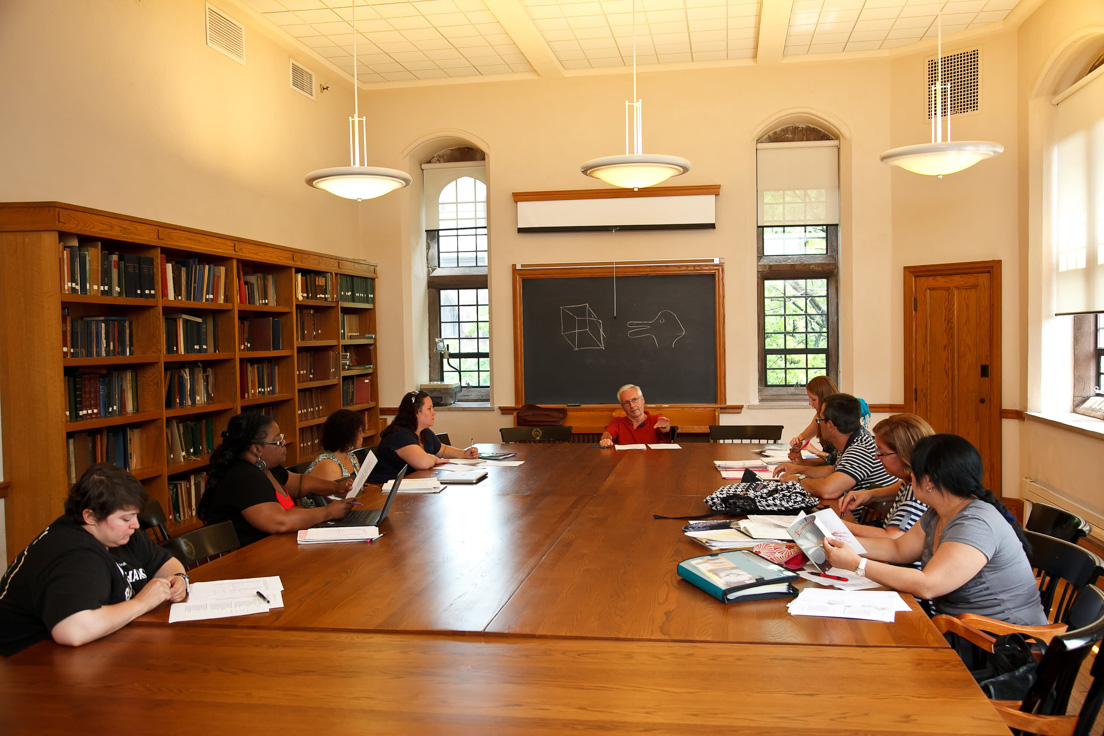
[436,176,487,267]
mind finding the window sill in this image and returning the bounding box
[1025,411,1104,442]
[435,402,492,410]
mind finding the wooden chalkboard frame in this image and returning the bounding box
[512,259,726,405]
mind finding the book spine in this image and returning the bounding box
[675,560,728,602]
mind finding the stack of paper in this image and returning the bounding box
[481,459,524,467]
[297,526,380,544]
[614,444,648,451]
[647,443,682,450]
[684,528,779,550]
[168,576,284,623]
[714,459,775,481]
[787,588,911,623]
[382,477,443,493]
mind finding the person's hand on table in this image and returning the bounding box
[167,574,189,603]
[599,438,613,448]
[136,577,174,610]
[463,446,479,459]
[325,498,356,521]
[823,537,861,571]
[772,463,799,478]
[838,489,874,517]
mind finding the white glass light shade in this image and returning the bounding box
[305,166,413,200]
[580,154,691,189]
[879,141,1004,176]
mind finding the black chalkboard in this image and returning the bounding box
[518,267,721,404]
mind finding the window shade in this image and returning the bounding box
[756,141,840,227]
[422,162,486,231]
[1054,68,1104,315]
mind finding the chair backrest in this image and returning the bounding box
[1027,503,1091,544]
[138,499,170,544]
[516,404,567,427]
[287,459,312,475]
[1026,530,1103,625]
[435,432,451,446]
[499,425,574,443]
[351,445,378,465]
[163,521,241,570]
[708,425,784,444]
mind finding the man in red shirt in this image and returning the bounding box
[599,384,672,447]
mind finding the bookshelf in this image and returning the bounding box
[0,202,380,558]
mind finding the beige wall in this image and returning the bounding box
[3,0,1101,511]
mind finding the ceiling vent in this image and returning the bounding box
[206,3,245,65]
[290,60,316,100]
[926,48,979,119]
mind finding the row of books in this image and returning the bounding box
[339,274,374,304]
[165,313,219,355]
[62,312,134,359]
[168,472,207,524]
[298,424,323,458]
[237,265,278,306]
[297,350,338,382]
[342,375,373,406]
[166,417,216,466]
[163,257,228,303]
[296,271,335,301]
[165,365,215,409]
[66,427,143,484]
[60,236,156,298]
[341,313,366,340]
[65,369,139,422]
[241,360,280,398]
[297,308,327,341]
[297,388,326,421]
[238,317,283,351]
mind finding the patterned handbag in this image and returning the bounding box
[704,480,821,515]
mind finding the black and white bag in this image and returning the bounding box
[704,480,821,515]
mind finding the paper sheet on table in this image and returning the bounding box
[348,450,377,496]
[787,588,910,622]
[437,462,484,471]
[684,529,778,549]
[480,459,524,467]
[169,597,272,623]
[797,567,881,591]
[647,443,681,450]
[614,444,648,450]
[383,477,443,493]
[720,469,772,481]
[445,458,485,465]
[187,576,285,608]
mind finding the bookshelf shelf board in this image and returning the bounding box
[237,303,292,314]
[241,392,294,407]
[298,416,328,428]
[341,367,375,377]
[296,298,338,307]
[63,355,159,367]
[163,351,235,363]
[341,338,375,346]
[162,299,233,311]
[298,340,339,348]
[298,378,339,389]
[364,427,379,438]
[64,410,162,432]
[343,402,378,412]
[165,402,235,419]
[239,349,294,359]
[167,454,211,476]
[338,302,374,310]
[60,294,156,307]
[129,467,163,481]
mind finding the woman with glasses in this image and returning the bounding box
[367,390,478,485]
[197,412,355,547]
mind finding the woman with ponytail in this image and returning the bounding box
[823,433,1045,625]
[197,412,355,547]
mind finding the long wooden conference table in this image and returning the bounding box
[0,443,1011,735]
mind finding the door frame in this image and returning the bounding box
[904,260,1002,495]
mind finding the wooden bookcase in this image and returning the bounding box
[0,202,380,558]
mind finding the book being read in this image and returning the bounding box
[786,509,867,572]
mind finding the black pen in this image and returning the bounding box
[256,590,270,604]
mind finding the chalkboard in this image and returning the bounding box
[515,263,724,405]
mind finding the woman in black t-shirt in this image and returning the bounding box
[0,464,188,656]
[368,391,479,484]
[197,412,355,547]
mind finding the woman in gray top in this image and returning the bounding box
[824,433,1045,626]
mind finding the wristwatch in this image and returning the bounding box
[855,558,868,577]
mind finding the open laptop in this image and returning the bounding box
[315,465,407,528]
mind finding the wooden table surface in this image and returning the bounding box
[0,626,1010,736]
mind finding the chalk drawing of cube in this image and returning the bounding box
[561,304,605,350]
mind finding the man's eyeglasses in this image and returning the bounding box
[259,434,286,446]
[620,397,643,407]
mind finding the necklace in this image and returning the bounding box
[933,496,973,549]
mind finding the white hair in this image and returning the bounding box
[616,384,643,403]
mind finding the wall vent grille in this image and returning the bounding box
[206,4,245,65]
[291,60,316,100]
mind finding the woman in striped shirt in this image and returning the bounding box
[839,413,934,539]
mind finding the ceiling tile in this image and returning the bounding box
[527,5,565,19]
[945,0,988,12]
[642,0,684,11]
[390,15,433,29]
[243,0,288,12]
[650,21,689,34]
[691,28,727,41]
[534,17,570,29]
[787,34,813,45]
[817,21,855,32]
[414,0,462,12]
[728,15,757,28]
[849,29,888,42]
[845,39,883,50]
[431,12,472,25]
[983,0,1019,9]
[561,58,592,69]
[808,42,846,53]
[691,38,725,50]
[353,19,393,33]
[864,0,904,7]
[437,56,477,68]
[509,62,533,71]
[374,3,420,18]
[424,47,464,59]
[689,18,726,32]
[880,38,915,49]
[543,28,576,40]
[812,31,850,43]
[728,46,755,58]
[653,32,689,45]
[399,58,438,69]
[727,2,759,16]
[381,70,419,80]
[453,0,487,10]
[377,40,419,52]
[415,37,456,49]
[367,30,406,43]
[295,8,342,24]
[656,51,693,62]
[647,9,685,23]
[465,10,499,23]
[445,66,478,76]
[854,18,894,31]
[402,27,446,40]
[727,28,756,40]
[280,0,326,9]
[692,49,727,60]
[971,10,1009,24]
[792,0,824,12]
[263,11,302,25]
[785,44,811,55]
[300,36,337,48]
[857,7,900,20]
[438,23,479,36]
[281,24,319,37]
[894,15,933,28]
[562,3,604,17]
[567,14,608,28]
[790,12,821,25]
[687,6,726,20]
[886,27,922,39]
[819,9,860,23]
[413,68,450,78]
[899,3,939,15]
[575,26,614,39]
[391,50,432,62]
[788,24,817,34]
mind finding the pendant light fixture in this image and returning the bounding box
[580,0,690,189]
[305,1,411,200]
[879,12,1002,177]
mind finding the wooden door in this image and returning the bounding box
[904,261,1001,495]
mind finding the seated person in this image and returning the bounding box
[839,414,934,538]
[367,390,479,484]
[824,434,1046,626]
[197,412,355,547]
[305,409,366,482]
[0,464,188,656]
[598,384,672,448]
[787,375,838,462]
[772,393,897,500]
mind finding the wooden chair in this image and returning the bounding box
[1027,503,1092,544]
[499,426,574,443]
[163,521,241,570]
[708,425,784,444]
[1027,531,1103,625]
[138,499,170,544]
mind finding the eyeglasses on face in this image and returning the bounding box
[259,433,286,446]
[874,450,897,459]
[620,396,643,407]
